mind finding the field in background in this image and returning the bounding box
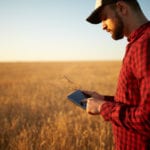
[0,61,121,150]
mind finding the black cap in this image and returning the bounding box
[86,0,118,24]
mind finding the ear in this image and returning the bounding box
[116,1,128,16]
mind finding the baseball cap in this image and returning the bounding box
[86,0,118,24]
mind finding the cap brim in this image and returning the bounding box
[86,7,102,24]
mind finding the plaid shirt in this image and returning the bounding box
[100,22,150,150]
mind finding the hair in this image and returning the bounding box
[109,0,143,13]
[123,0,142,12]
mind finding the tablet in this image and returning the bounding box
[67,90,90,109]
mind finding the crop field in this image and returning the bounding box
[0,61,121,150]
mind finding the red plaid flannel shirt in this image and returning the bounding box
[100,22,150,150]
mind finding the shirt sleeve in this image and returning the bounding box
[100,35,150,138]
[104,95,114,102]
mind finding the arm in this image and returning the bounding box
[82,90,114,102]
[100,95,150,138]
[84,80,150,138]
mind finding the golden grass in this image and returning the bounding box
[0,61,121,150]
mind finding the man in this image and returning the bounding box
[83,0,150,149]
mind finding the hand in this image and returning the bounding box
[86,97,106,115]
[81,90,106,115]
[82,90,105,100]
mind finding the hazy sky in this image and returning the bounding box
[0,0,149,61]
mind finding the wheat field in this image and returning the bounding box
[0,61,121,150]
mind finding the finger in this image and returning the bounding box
[79,99,87,107]
[88,111,100,115]
[80,99,87,103]
[82,90,94,96]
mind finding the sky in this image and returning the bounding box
[0,0,149,61]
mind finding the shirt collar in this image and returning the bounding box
[128,21,150,42]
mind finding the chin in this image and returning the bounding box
[112,33,124,40]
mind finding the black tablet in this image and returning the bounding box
[67,90,90,109]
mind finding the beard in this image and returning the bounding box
[111,13,124,40]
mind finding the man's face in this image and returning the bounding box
[100,5,124,40]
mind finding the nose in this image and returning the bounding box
[102,21,107,30]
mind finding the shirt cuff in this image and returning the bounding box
[99,101,114,121]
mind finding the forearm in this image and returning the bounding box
[100,101,150,137]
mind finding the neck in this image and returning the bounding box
[124,11,148,37]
